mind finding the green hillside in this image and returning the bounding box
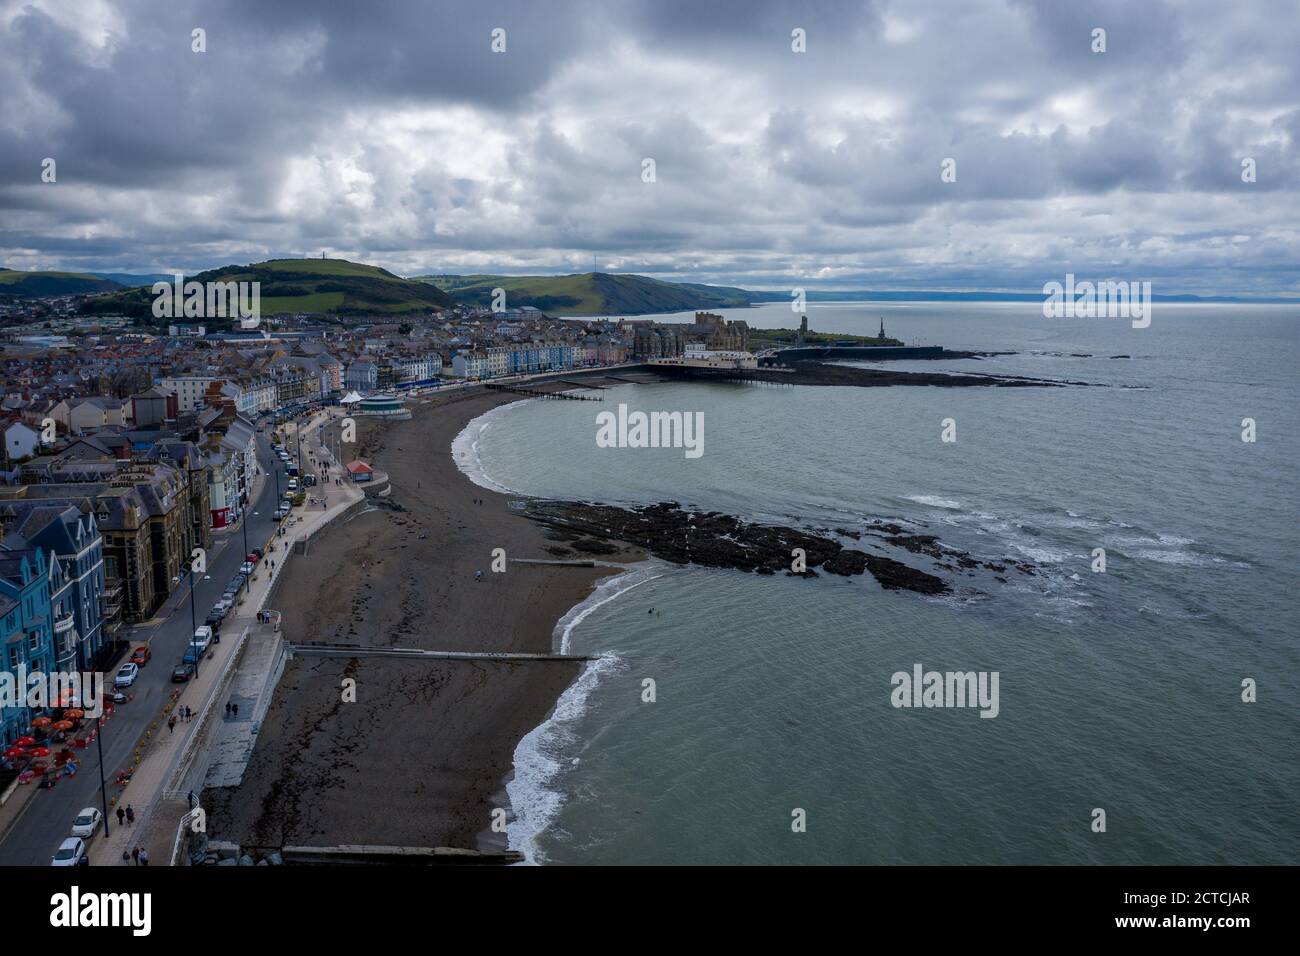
[415,272,757,315]
[80,258,453,321]
[0,269,123,297]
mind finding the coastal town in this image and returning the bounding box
[0,283,778,864]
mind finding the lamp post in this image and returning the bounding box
[94,710,110,837]
[183,563,200,680]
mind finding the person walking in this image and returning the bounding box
[167,715,176,734]
[138,847,149,867]
[116,806,125,826]
[130,846,140,866]
[125,804,135,824]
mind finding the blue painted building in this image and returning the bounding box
[0,547,56,747]
[4,505,108,671]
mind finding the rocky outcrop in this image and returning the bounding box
[524,500,952,595]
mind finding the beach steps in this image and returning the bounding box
[287,642,592,662]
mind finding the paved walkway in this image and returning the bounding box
[89,408,365,866]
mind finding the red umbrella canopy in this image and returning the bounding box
[3,747,24,759]
[15,736,36,746]
[51,720,75,731]
[27,747,50,758]
[31,717,52,728]
[63,709,85,719]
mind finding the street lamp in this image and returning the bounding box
[178,563,200,680]
[94,708,110,838]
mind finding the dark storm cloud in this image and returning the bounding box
[0,0,1297,295]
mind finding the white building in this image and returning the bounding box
[158,375,217,413]
[4,421,40,462]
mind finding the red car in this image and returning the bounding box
[246,551,261,565]
[128,645,151,667]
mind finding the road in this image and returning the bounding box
[0,424,297,866]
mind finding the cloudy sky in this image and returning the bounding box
[1,0,1297,295]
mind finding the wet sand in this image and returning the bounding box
[205,387,640,851]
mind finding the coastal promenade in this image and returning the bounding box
[86,407,365,866]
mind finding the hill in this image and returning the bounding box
[80,258,453,320]
[90,272,174,288]
[0,269,123,297]
[415,272,757,315]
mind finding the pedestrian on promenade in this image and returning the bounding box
[121,849,130,865]
[224,702,231,718]
[232,703,239,718]
[139,847,149,866]
[187,791,195,809]
[116,806,125,826]
[167,715,176,734]
[131,846,139,865]
[125,804,135,824]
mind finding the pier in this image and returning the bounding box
[483,382,602,400]
[286,641,593,662]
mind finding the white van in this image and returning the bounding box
[192,626,213,652]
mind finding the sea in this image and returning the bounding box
[452,301,1300,865]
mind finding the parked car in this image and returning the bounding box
[70,807,102,838]
[191,626,213,653]
[250,547,264,560]
[128,645,151,667]
[303,475,317,487]
[114,662,139,688]
[287,479,299,492]
[246,551,261,565]
[239,561,255,575]
[229,574,246,592]
[171,662,196,682]
[213,597,233,615]
[205,610,226,628]
[273,507,288,520]
[50,837,87,867]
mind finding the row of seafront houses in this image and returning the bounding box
[0,412,257,750]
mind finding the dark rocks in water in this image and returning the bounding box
[524,500,947,595]
[885,534,944,558]
[544,545,574,557]
[570,537,621,555]
[767,361,1071,389]
[823,549,869,575]
[834,527,862,539]
[1108,354,1131,359]
[863,555,950,594]
[865,520,909,536]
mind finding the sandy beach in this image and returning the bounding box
[204,386,642,852]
